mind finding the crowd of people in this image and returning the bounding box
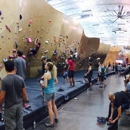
[1,47,130,130]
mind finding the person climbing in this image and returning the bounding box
[28,38,41,56]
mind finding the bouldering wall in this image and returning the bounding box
[95,43,111,68]
[0,0,102,78]
[104,46,120,66]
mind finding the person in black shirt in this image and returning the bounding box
[107,92,130,129]
[63,59,69,83]
[41,56,47,76]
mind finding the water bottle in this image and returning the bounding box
[33,121,36,129]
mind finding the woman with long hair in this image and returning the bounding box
[40,62,58,127]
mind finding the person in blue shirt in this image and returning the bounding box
[40,62,58,127]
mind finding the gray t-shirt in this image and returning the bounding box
[14,57,26,79]
[2,74,25,108]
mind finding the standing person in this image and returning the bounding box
[99,64,107,88]
[63,59,69,84]
[68,55,75,87]
[38,56,47,97]
[117,63,122,76]
[97,62,101,84]
[14,50,26,80]
[14,50,30,107]
[83,62,93,90]
[112,62,115,71]
[40,62,58,127]
[0,60,28,130]
[107,92,130,130]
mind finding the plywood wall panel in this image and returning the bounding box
[104,46,120,65]
[0,0,103,78]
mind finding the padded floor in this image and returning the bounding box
[0,70,116,129]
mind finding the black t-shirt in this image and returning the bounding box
[42,62,46,75]
[114,92,129,108]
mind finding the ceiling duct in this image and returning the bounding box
[81,14,92,18]
[82,10,92,12]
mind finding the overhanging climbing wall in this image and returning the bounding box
[0,0,105,78]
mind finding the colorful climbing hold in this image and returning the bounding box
[45,41,48,44]
[26,37,32,43]
[29,20,32,24]
[13,49,17,53]
[19,28,22,32]
[5,25,11,32]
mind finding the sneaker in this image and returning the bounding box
[99,86,103,88]
[24,103,31,109]
[54,118,58,123]
[45,123,54,127]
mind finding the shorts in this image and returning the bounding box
[84,75,92,83]
[98,73,101,78]
[68,70,74,78]
[63,72,68,78]
[44,93,55,102]
[100,76,104,82]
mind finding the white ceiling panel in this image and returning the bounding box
[47,0,130,45]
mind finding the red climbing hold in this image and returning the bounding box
[5,25,11,32]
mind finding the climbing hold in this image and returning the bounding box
[26,37,32,43]
[37,30,39,33]
[45,41,48,44]
[22,55,26,59]
[20,14,22,20]
[53,36,56,39]
[1,17,4,19]
[29,20,32,24]
[13,49,17,53]
[14,41,18,49]
[19,28,22,32]
[5,25,11,32]
[0,64,2,68]
[66,35,68,38]
[48,20,51,22]
[0,11,2,15]
[44,50,48,53]
[16,21,19,24]
[53,50,58,56]
[40,36,42,38]
[9,55,15,59]
[42,28,44,30]
[1,36,4,38]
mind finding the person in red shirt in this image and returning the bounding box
[68,55,75,87]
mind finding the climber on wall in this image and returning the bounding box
[28,38,41,56]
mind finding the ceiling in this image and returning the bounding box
[46,0,130,46]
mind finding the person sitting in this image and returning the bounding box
[107,91,130,130]
[28,38,41,56]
